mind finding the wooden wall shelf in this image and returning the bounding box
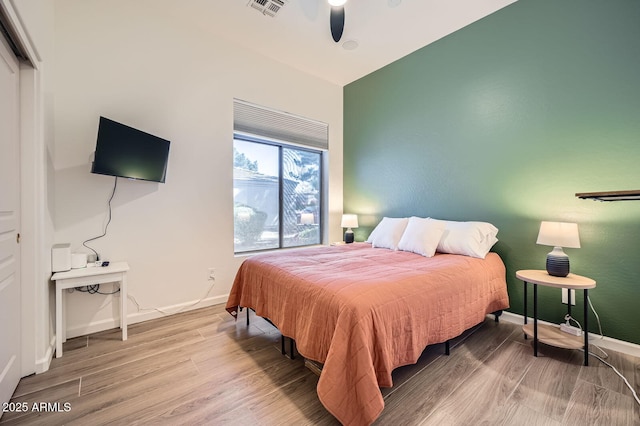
[575,190,640,201]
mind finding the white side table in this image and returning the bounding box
[516,269,596,366]
[51,261,129,358]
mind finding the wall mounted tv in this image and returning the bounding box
[91,116,170,183]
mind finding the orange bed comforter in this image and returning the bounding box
[225,243,509,425]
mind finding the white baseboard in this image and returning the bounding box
[126,294,229,325]
[65,294,229,340]
[35,336,56,374]
[499,311,640,358]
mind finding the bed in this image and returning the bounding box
[225,239,509,425]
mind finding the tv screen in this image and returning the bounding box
[91,117,170,183]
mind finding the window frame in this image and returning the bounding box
[233,133,325,254]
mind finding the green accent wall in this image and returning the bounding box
[344,0,640,344]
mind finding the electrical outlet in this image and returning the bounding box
[208,268,216,281]
[562,288,576,305]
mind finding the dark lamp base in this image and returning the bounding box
[546,254,570,277]
[344,230,354,244]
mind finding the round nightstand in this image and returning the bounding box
[516,269,596,366]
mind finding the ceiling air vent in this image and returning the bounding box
[247,0,287,18]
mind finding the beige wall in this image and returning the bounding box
[51,0,343,336]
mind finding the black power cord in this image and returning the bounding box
[73,284,121,295]
[82,176,118,261]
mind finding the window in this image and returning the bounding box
[233,137,322,253]
[233,100,327,254]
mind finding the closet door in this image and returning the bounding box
[0,31,22,412]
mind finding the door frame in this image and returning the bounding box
[0,0,50,376]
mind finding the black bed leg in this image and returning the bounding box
[280,335,295,359]
[493,310,503,323]
[290,338,295,360]
[246,308,250,326]
[445,340,450,356]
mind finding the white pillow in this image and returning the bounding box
[433,219,499,259]
[397,217,446,257]
[366,217,409,250]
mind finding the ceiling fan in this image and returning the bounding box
[328,0,347,42]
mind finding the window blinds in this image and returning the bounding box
[233,99,328,150]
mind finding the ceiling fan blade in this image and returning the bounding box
[330,6,345,42]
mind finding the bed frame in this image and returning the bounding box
[241,307,504,360]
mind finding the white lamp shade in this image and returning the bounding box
[300,213,314,225]
[536,221,580,248]
[328,0,347,6]
[341,214,358,229]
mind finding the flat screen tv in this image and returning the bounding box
[91,117,170,183]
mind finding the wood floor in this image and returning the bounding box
[2,304,639,425]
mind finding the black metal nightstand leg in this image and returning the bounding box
[584,289,589,366]
[533,283,538,357]
[523,281,528,339]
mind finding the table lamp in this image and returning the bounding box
[341,214,358,244]
[536,221,580,277]
[300,213,314,225]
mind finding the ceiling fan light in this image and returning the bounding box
[328,0,347,6]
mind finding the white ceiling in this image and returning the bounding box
[183,0,517,86]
